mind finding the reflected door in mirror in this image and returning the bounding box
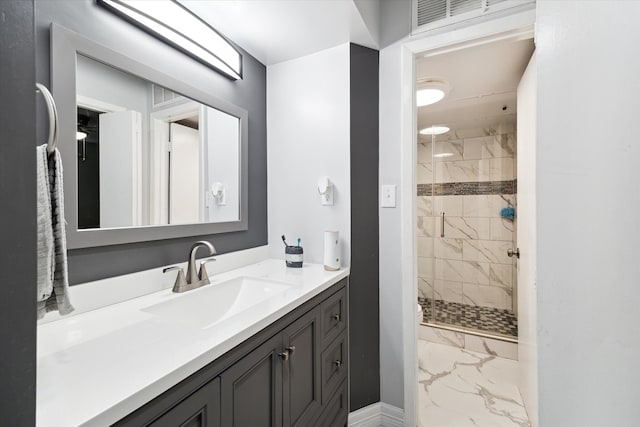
[169,123,200,224]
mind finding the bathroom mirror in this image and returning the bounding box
[51,24,248,248]
[76,55,241,229]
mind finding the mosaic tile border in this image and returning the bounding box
[417,180,517,196]
[418,297,518,338]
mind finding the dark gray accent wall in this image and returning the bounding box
[0,1,37,424]
[349,44,380,411]
[35,0,267,284]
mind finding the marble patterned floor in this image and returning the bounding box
[418,340,530,427]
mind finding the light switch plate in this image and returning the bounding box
[381,185,396,208]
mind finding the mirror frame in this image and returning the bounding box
[51,24,249,249]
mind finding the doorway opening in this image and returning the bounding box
[413,32,535,427]
[415,36,534,341]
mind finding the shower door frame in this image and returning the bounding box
[422,109,520,341]
[395,11,535,427]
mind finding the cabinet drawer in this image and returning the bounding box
[321,335,347,405]
[320,287,346,346]
[314,380,347,427]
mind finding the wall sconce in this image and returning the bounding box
[211,182,226,206]
[98,0,243,80]
[317,176,334,206]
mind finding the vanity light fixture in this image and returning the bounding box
[416,79,450,107]
[98,0,243,80]
[76,131,87,140]
[419,125,450,135]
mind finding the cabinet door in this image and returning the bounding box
[313,379,348,427]
[220,334,283,427]
[149,377,220,427]
[282,307,322,427]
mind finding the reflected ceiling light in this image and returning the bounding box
[98,0,243,80]
[417,88,445,106]
[416,79,450,107]
[433,153,453,158]
[76,131,87,140]
[419,125,450,135]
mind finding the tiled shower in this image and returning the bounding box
[417,128,518,338]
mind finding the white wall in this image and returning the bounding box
[379,0,412,49]
[76,54,149,115]
[378,39,407,410]
[267,44,351,267]
[204,106,240,223]
[536,1,640,425]
[378,9,536,423]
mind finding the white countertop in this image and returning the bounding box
[37,259,348,427]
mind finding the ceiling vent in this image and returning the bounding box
[414,0,534,34]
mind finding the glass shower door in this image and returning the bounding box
[421,130,518,339]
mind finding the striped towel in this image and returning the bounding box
[37,145,73,319]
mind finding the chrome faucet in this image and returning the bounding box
[163,240,217,293]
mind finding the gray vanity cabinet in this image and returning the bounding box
[220,307,321,427]
[220,334,283,427]
[114,278,347,427]
[281,307,322,427]
[148,378,221,427]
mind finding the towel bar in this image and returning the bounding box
[36,83,59,154]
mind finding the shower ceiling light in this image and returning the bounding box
[416,88,445,106]
[416,79,450,107]
[419,126,450,135]
[98,0,242,80]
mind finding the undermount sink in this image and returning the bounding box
[142,276,296,329]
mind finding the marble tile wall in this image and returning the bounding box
[417,133,516,185]
[417,132,517,313]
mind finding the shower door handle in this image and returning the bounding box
[507,248,520,258]
[440,212,445,238]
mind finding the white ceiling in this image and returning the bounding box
[416,37,534,140]
[180,0,380,66]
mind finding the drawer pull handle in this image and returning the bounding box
[332,314,341,321]
[279,346,295,361]
[334,360,342,368]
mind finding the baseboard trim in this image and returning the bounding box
[349,402,404,427]
[381,403,404,426]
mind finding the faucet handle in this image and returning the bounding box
[198,257,217,283]
[163,266,188,293]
